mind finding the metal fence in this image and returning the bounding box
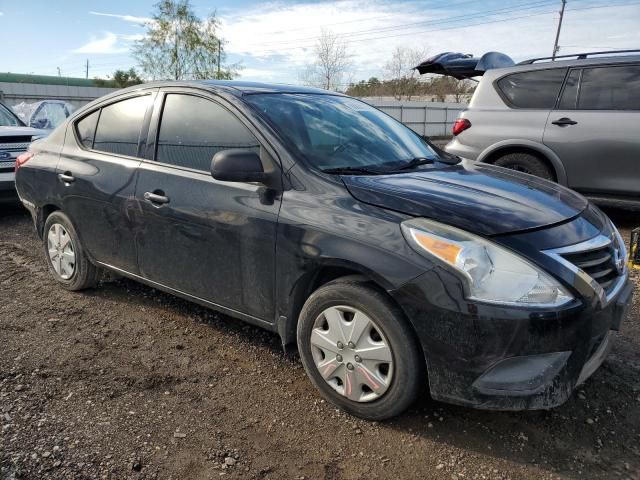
[0,81,117,109]
[359,99,467,138]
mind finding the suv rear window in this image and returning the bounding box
[578,65,640,110]
[496,68,566,109]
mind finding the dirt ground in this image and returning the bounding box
[1,205,639,480]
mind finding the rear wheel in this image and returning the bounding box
[43,211,101,291]
[493,152,554,181]
[297,278,424,420]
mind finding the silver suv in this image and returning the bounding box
[416,50,640,208]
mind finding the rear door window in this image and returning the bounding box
[577,65,640,110]
[156,94,260,171]
[93,95,150,157]
[496,68,567,108]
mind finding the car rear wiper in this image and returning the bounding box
[321,166,385,175]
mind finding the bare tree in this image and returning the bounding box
[383,46,428,100]
[300,29,352,91]
[427,76,474,103]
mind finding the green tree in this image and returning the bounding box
[113,68,144,87]
[133,0,238,81]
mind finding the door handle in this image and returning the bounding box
[551,117,578,126]
[58,172,75,183]
[144,191,170,205]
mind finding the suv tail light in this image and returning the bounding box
[452,118,471,136]
[15,152,33,172]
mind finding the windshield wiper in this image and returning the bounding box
[321,166,385,175]
[394,157,435,170]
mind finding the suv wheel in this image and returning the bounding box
[493,152,554,180]
[297,278,424,420]
[43,211,101,291]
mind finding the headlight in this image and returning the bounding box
[401,218,573,307]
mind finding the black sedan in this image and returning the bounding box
[14,81,633,419]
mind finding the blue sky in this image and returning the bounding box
[1,0,639,84]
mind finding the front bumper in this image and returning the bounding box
[391,267,633,410]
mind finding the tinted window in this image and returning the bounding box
[156,94,259,171]
[578,65,640,110]
[76,110,100,148]
[93,95,150,157]
[558,69,580,109]
[497,68,566,108]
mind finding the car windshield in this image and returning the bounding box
[0,103,22,127]
[244,93,441,172]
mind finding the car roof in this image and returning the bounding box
[486,53,640,77]
[115,80,337,96]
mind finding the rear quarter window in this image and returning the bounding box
[496,68,567,109]
[75,110,100,149]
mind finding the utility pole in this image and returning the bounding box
[217,39,221,79]
[57,67,61,77]
[85,59,89,79]
[552,0,567,60]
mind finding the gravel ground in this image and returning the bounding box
[1,205,639,480]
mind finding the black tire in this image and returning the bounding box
[297,278,424,420]
[43,211,101,291]
[493,152,554,180]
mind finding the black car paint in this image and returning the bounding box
[15,81,631,411]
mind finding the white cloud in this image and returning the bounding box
[73,32,140,55]
[89,11,152,25]
[218,0,640,84]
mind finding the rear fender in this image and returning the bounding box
[477,139,568,186]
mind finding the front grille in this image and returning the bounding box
[560,246,619,291]
[0,136,33,144]
[0,140,30,172]
[0,141,30,151]
[556,235,624,295]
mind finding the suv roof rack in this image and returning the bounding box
[518,49,640,65]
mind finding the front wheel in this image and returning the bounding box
[297,278,424,420]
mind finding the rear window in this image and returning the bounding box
[496,68,567,109]
[578,65,640,110]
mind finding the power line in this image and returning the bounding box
[244,0,559,48]
[233,0,640,55]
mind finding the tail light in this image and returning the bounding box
[452,118,471,136]
[15,152,34,172]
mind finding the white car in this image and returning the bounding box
[0,102,47,203]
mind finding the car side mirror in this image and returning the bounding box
[211,149,277,186]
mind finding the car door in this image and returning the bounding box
[134,89,281,323]
[543,64,640,196]
[56,91,156,273]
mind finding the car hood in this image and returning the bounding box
[341,161,588,236]
[0,125,48,137]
